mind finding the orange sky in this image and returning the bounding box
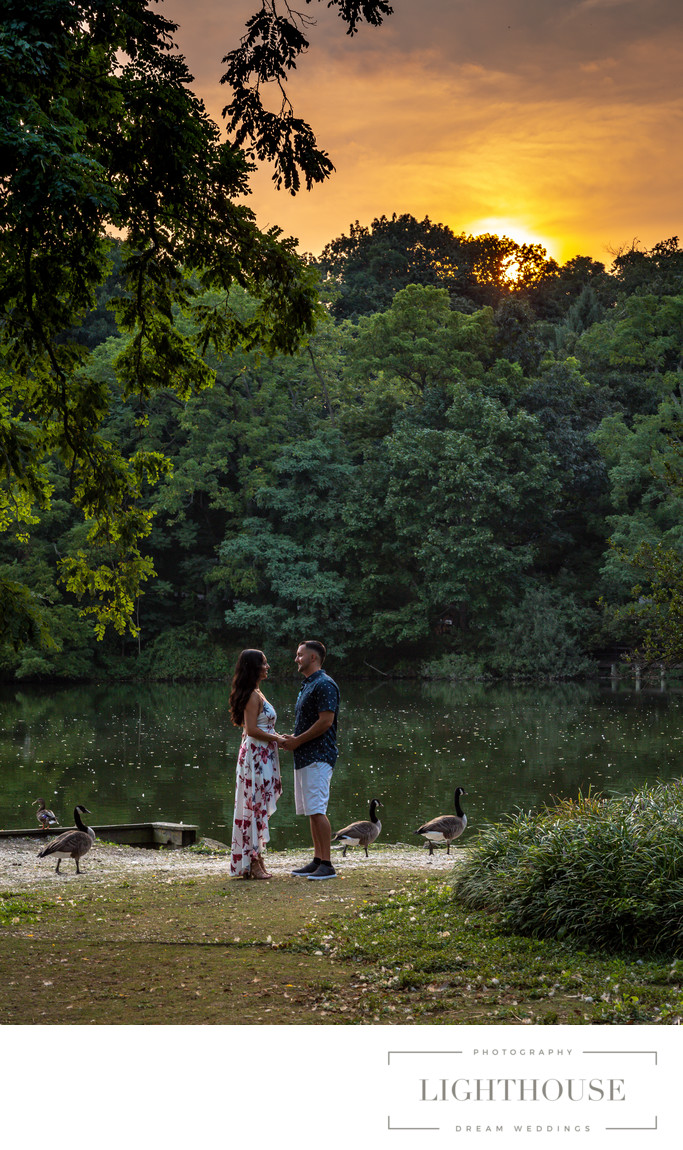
[165,0,683,265]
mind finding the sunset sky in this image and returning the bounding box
[165,0,682,265]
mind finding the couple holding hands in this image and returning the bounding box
[228,640,340,881]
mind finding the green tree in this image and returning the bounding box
[593,391,683,605]
[319,214,478,318]
[530,254,615,323]
[338,387,558,649]
[520,358,613,591]
[603,541,683,668]
[578,294,683,377]
[328,287,559,651]
[346,284,498,393]
[490,586,597,679]
[318,215,559,319]
[0,0,390,646]
[611,237,683,300]
[222,0,393,192]
[575,293,683,418]
[218,429,354,648]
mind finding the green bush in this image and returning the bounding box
[419,653,490,681]
[0,603,97,681]
[454,781,683,953]
[133,626,237,680]
[487,586,598,680]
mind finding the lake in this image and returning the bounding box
[1,678,681,851]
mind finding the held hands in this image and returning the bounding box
[268,732,296,749]
[278,733,299,752]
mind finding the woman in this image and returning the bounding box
[229,649,284,879]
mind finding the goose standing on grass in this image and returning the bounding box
[415,787,467,856]
[34,798,59,830]
[37,805,96,874]
[332,798,382,857]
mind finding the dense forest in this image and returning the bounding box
[3,215,683,681]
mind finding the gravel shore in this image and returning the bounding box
[0,836,461,891]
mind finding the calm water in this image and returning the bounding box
[1,679,682,850]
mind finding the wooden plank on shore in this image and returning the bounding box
[0,821,198,848]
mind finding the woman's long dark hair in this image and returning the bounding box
[229,649,266,726]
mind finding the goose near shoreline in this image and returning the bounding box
[415,786,467,856]
[37,805,96,875]
[332,798,382,857]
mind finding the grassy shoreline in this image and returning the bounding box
[1,844,681,1025]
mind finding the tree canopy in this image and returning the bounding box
[318,213,560,318]
[222,0,393,192]
[3,224,683,680]
[0,0,390,643]
[3,1,683,677]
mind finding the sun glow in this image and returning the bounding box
[501,258,523,285]
[467,217,561,261]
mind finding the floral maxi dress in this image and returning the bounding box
[230,698,282,876]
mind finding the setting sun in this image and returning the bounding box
[466,217,561,261]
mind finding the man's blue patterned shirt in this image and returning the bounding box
[293,669,340,770]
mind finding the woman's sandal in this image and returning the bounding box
[249,855,271,879]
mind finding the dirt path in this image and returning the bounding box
[0,838,449,1024]
[0,835,459,889]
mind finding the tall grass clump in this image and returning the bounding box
[454,781,683,953]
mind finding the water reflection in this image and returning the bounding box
[0,680,681,850]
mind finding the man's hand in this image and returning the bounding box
[279,734,299,751]
[280,712,334,752]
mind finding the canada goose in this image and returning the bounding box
[34,798,59,830]
[415,787,467,855]
[37,805,96,874]
[332,798,382,857]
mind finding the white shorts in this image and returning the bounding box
[294,762,334,816]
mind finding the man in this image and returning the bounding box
[280,640,340,880]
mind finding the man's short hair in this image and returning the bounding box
[302,640,326,663]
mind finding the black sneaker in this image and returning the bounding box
[291,858,321,876]
[307,862,337,881]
